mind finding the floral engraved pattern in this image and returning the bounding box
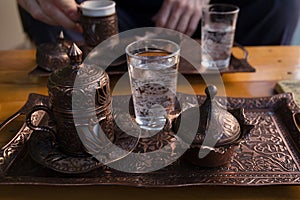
[231,111,297,172]
[0,112,43,175]
[80,14,118,47]
[36,43,70,71]
[171,92,300,185]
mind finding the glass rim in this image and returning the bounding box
[203,3,240,14]
[125,38,180,60]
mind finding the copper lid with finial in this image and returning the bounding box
[47,43,111,112]
[173,85,243,147]
[36,31,72,72]
[172,85,254,167]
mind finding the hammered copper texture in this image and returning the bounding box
[1,93,300,186]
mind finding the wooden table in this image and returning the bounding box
[0,46,300,199]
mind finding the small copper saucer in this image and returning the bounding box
[28,65,52,77]
[28,114,140,174]
[29,130,100,174]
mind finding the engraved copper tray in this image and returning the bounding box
[28,42,255,77]
[106,42,255,75]
[1,92,300,186]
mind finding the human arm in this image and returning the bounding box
[17,0,82,32]
[152,0,210,36]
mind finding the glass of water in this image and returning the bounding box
[125,39,180,130]
[201,4,239,70]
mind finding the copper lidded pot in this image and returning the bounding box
[26,43,115,156]
[35,31,72,72]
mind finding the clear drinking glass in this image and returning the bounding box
[201,4,239,70]
[126,39,180,130]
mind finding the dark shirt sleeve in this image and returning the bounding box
[211,0,300,45]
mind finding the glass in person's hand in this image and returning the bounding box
[79,0,118,47]
[126,39,180,131]
[201,4,239,70]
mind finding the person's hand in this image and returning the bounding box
[17,0,82,32]
[152,0,209,36]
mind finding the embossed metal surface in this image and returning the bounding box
[27,48,114,156]
[0,94,48,175]
[1,92,300,186]
[172,85,254,167]
[28,125,139,174]
[35,32,72,72]
[80,14,118,47]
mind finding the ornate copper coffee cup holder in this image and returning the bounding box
[79,13,118,48]
[25,43,139,173]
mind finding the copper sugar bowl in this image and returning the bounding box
[26,43,114,156]
[35,31,72,72]
[173,85,254,167]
